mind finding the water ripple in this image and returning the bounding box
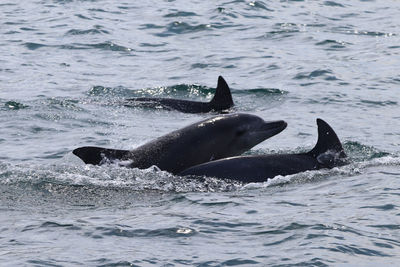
[164,11,198,18]
[96,226,197,238]
[360,204,397,211]
[23,41,133,52]
[155,21,212,37]
[315,39,351,50]
[24,42,46,50]
[359,99,397,107]
[294,69,338,81]
[343,141,389,161]
[263,234,296,246]
[65,26,109,35]
[3,101,29,110]
[369,224,400,230]
[194,219,261,231]
[323,1,345,7]
[220,259,259,266]
[329,244,390,257]
[97,260,141,267]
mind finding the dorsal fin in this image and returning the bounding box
[308,119,346,159]
[73,146,130,165]
[210,76,234,111]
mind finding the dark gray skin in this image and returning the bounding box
[179,119,347,183]
[125,76,234,113]
[73,114,287,174]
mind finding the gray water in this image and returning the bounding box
[1,0,400,266]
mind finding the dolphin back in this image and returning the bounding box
[125,76,233,113]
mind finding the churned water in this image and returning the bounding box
[1,0,400,266]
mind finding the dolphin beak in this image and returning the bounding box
[257,120,287,138]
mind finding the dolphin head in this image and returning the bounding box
[192,113,287,160]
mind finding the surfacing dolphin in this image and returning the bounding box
[73,113,287,174]
[179,119,347,183]
[125,76,234,113]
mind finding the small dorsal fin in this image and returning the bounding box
[210,76,234,110]
[308,119,346,159]
[73,146,130,165]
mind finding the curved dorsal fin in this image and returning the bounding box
[210,76,234,110]
[308,119,346,158]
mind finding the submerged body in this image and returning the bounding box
[180,154,326,183]
[73,113,287,174]
[179,119,347,182]
[125,76,234,113]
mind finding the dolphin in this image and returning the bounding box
[179,119,347,183]
[125,76,234,113]
[73,113,287,174]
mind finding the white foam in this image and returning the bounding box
[1,155,399,192]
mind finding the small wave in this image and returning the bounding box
[0,3,16,6]
[165,84,212,95]
[24,42,47,50]
[87,85,132,97]
[359,99,397,107]
[355,31,395,37]
[139,42,167,47]
[154,21,212,37]
[92,226,197,238]
[89,84,216,99]
[358,156,400,168]
[293,69,339,81]
[81,42,133,52]
[65,27,109,36]
[53,0,74,3]
[20,27,37,31]
[369,224,400,230]
[88,84,287,100]
[8,97,82,115]
[263,29,300,39]
[344,141,390,161]
[333,27,396,38]
[387,77,400,84]
[23,221,80,232]
[3,101,29,110]
[323,1,345,7]
[45,98,81,111]
[139,23,164,30]
[360,204,397,211]
[23,41,133,52]
[75,14,92,20]
[258,22,311,39]
[87,8,124,15]
[245,1,274,11]
[164,11,198,18]
[190,63,219,69]
[315,39,350,50]
[236,88,287,96]
[329,244,390,257]
[215,7,239,19]
[5,30,20,34]
[0,162,242,193]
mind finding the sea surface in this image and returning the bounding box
[1,0,400,266]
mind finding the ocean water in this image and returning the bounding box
[1,0,400,266]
